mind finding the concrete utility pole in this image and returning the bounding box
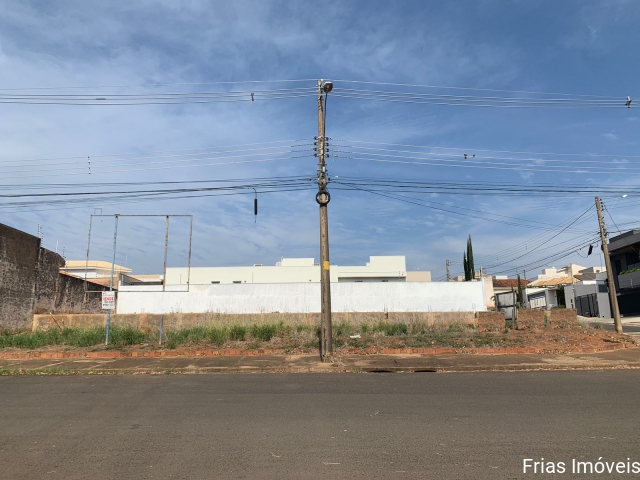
[316,79,333,361]
[595,197,623,334]
[446,259,450,281]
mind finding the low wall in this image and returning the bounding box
[517,309,545,330]
[33,311,478,332]
[116,282,486,315]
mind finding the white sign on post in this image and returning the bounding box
[102,291,116,310]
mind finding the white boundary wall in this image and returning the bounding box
[116,282,485,314]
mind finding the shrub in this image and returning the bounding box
[165,327,204,349]
[205,326,230,346]
[250,322,290,342]
[108,326,149,347]
[61,327,105,347]
[371,322,408,336]
[333,322,354,337]
[229,325,247,341]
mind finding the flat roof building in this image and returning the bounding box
[164,256,429,285]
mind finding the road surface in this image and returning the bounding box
[1,371,639,479]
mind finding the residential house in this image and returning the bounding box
[608,230,640,315]
[564,272,611,318]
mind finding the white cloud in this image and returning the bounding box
[0,1,638,277]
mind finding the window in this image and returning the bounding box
[233,281,242,284]
[211,281,220,284]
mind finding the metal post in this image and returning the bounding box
[595,197,623,333]
[446,259,450,282]
[163,216,170,292]
[512,288,518,329]
[187,216,193,292]
[84,215,93,300]
[317,79,333,361]
[105,215,119,345]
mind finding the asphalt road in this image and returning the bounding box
[1,372,639,479]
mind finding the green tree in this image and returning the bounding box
[465,235,475,281]
[556,285,566,308]
[463,252,469,281]
[517,274,523,306]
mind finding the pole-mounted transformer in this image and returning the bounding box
[253,188,258,222]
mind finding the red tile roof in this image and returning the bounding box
[493,279,531,288]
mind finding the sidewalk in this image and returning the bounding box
[2,348,640,374]
[585,316,640,335]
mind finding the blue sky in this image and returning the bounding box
[0,0,638,280]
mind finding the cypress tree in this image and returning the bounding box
[517,274,523,306]
[463,252,469,281]
[466,235,475,280]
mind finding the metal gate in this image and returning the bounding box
[577,293,599,317]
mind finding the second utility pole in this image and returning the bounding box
[317,79,333,361]
[595,196,623,334]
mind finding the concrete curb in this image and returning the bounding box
[354,364,640,373]
[3,348,640,375]
[3,363,640,375]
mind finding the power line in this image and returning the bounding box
[0,79,318,91]
[482,205,595,271]
[331,90,633,109]
[336,87,622,104]
[331,180,593,231]
[488,235,599,276]
[331,138,640,159]
[0,179,314,211]
[331,176,640,198]
[0,148,312,175]
[479,209,597,266]
[0,87,316,105]
[330,79,624,99]
[335,154,640,176]
[330,142,640,165]
[0,140,312,164]
[0,155,308,180]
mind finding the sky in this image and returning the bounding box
[0,0,639,281]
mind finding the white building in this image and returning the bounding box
[529,265,605,287]
[61,260,163,288]
[61,260,131,279]
[164,256,429,286]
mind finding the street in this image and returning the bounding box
[1,371,639,479]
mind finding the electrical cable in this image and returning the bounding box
[330,79,623,99]
[0,79,319,91]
